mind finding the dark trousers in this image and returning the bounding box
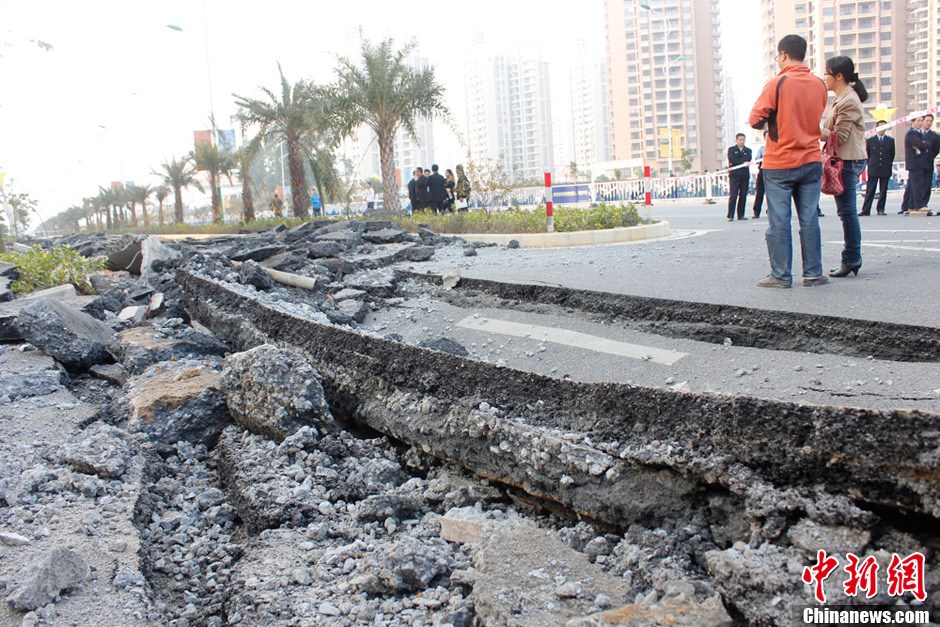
[905,170,930,210]
[860,176,889,214]
[752,170,764,217]
[727,175,748,219]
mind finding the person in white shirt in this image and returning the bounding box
[365,181,376,210]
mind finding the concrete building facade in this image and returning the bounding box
[604,0,728,175]
[760,0,940,122]
[570,61,612,177]
[465,55,555,184]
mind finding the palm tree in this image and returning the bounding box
[154,155,202,224]
[332,37,450,212]
[96,187,115,230]
[127,184,153,229]
[193,143,235,224]
[234,65,333,219]
[234,141,260,223]
[154,185,169,226]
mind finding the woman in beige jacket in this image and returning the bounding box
[820,55,868,278]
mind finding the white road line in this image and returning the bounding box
[457,316,687,365]
[857,243,940,252]
[860,230,940,233]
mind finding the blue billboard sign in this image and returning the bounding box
[552,184,592,204]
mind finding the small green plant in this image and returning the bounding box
[0,245,106,295]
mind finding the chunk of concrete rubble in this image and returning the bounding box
[15,299,116,371]
[315,230,363,248]
[237,260,275,291]
[139,235,181,275]
[362,228,406,244]
[442,270,461,289]
[567,593,733,627]
[356,535,454,594]
[148,292,164,314]
[787,519,871,555]
[306,241,345,259]
[471,518,632,625]
[117,305,149,323]
[440,506,493,544]
[5,547,89,611]
[0,261,17,278]
[122,359,230,451]
[397,245,435,262]
[116,324,229,375]
[20,284,77,301]
[419,337,470,357]
[0,276,12,303]
[89,363,128,386]
[705,542,806,625]
[219,344,334,441]
[0,370,64,399]
[0,531,31,546]
[332,288,367,301]
[59,422,133,479]
[336,298,369,323]
[225,243,286,262]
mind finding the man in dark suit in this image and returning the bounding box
[900,117,929,214]
[427,164,446,213]
[859,120,894,216]
[416,168,430,212]
[923,114,940,210]
[726,133,752,221]
[407,168,421,211]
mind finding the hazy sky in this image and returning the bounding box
[0,0,762,221]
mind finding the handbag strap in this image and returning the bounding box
[825,129,840,157]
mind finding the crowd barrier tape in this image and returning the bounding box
[865,105,940,138]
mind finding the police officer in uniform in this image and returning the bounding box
[859,120,894,215]
[727,133,752,221]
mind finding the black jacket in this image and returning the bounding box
[407,178,418,206]
[727,145,752,177]
[904,128,930,171]
[865,134,895,178]
[416,175,430,202]
[427,173,446,202]
[925,130,940,163]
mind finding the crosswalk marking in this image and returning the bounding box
[457,316,687,365]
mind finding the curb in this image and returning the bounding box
[456,221,670,248]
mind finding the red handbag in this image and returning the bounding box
[821,133,844,195]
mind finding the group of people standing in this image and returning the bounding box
[746,35,867,287]
[745,34,938,288]
[408,164,472,213]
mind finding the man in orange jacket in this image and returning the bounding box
[748,35,828,288]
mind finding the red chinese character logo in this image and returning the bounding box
[843,553,879,598]
[886,552,926,601]
[802,550,840,603]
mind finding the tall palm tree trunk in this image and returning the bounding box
[211,173,221,223]
[142,204,150,228]
[242,176,255,223]
[377,130,400,212]
[129,202,138,228]
[174,189,184,224]
[286,139,308,219]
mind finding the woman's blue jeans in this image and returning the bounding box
[834,160,866,266]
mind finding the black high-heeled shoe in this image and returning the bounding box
[829,263,861,277]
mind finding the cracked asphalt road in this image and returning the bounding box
[381,193,940,413]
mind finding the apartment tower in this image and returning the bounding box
[570,61,612,174]
[604,0,728,174]
[465,55,555,183]
[761,0,939,121]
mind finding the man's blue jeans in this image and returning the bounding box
[834,160,866,266]
[762,162,824,285]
